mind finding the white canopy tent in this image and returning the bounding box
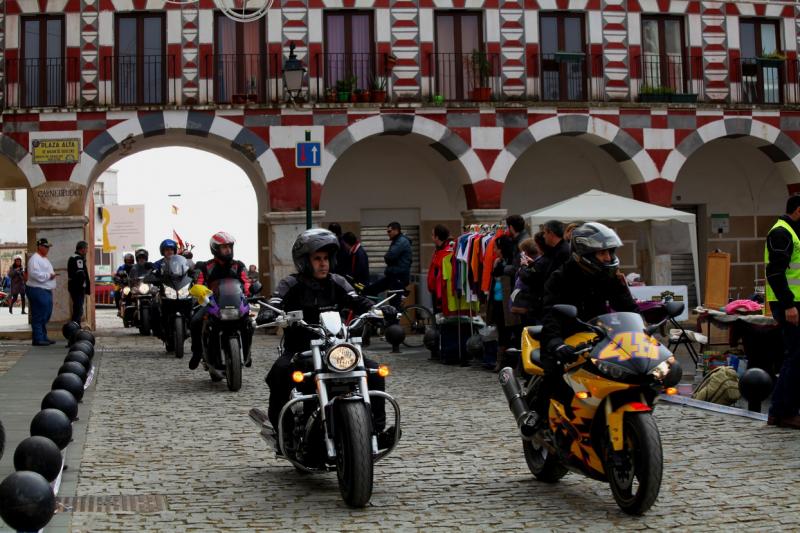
[522,189,701,304]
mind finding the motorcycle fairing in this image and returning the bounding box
[520,330,597,376]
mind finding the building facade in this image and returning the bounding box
[1,0,799,323]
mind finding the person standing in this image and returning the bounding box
[327,223,350,277]
[365,222,412,306]
[26,239,56,346]
[247,264,260,283]
[765,195,800,429]
[342,232,370,287]
[427,224,454,314]
[7,255,26,314]
[67,241,91,324]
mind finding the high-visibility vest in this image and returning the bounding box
[764,218,800,302]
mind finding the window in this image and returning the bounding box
[214,14,265,104]
[115,13,165,105]
[739,19,782,104]
[324,11,375,92]
[641,17,686,93]
[21,16,64,107]
[434,12,484,100]
[2,190,16,202]
[539,13,586,101]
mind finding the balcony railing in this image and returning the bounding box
[206,53,281,105]
[5,56,79,108]
[101,54,177,106]
[527,53,604,102]
[730,57,800,105]
[315,53,391,103]
[633,54,703,103]
[429,52,501,102]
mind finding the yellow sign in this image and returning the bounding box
[31,138,81,164]
[598,333,660,361]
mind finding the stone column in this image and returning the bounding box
[28,215,92,332]
[461,209,508,226]
[264,210,326,290]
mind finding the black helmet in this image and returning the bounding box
[292,229,339,276]
[570,222,623,278]
[123,253,134,264]
[135,248,149,261]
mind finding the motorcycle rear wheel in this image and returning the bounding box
[523,437,567,483]
[334,401,373,508]
[174,316,185,359]
[224,336,242,392]
[605,412,663,516]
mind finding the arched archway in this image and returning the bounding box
[671,123,800,298]
[0,149,34,290]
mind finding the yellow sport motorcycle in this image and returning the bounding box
[499,302,683,515]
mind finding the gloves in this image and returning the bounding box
[256,307,277,325]
[554,344,578,364]
[379,305,399,325]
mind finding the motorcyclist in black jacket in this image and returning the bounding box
[263,229,396,446]
[536,222,638,422]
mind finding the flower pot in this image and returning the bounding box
[337,91,350,103]
[638,93,670,103]
[358,91,371,103]
[432,94,445,105]
[670,93,698,104]
[371,90,386,103]
[350,92,358,103]
[326,94,337,103]
[471,87,491,102]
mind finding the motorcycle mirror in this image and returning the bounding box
[665,301,685,318]
[645,323,661,336]
[552,304,578,319]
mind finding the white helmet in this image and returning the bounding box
[210,231,236,261]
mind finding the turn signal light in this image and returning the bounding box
[665,387,678,396]
[292,371,304,383]
[377,365,390,378]
[575,391,590,400]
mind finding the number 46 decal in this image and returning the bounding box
[598,332,660,361]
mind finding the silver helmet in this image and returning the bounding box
[570,222,623,277]
[292,228,339,276]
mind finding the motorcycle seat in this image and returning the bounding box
[526,325,543,340]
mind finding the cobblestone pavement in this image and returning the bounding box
[66,324,800,532]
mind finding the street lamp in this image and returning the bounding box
[283,42,306,105]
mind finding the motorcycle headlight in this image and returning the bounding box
[326,344,359,372]
[178,286,190,298]
[122,287,131,295]
[163,286,177,299]
[138,283,150,294]
[649,359,673,381]
[592,359,635,380]
[220,308,240,321]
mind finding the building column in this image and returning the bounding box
[631,179,674,207]
[264,210,326,290]
[28,215,93,332]
[462,209,508,226]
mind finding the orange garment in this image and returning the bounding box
[481,229,506,293]
[470,233,482,288]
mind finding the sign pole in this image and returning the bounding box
[305,130,312,229]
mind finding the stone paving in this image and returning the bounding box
[60,319,800,532]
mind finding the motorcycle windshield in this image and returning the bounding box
[214,278,243,308]
[129,264,150,280]
[589,312,671,375]
[163,255,190,288]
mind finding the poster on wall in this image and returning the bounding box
[101,205,145,252]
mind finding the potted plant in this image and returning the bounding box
[336,79,351,103]
[433,94,445,105]
[637,84,674,102]
[757,51,786,68]
[470,49,492,101]
[370,75,387,103]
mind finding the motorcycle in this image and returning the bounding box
[499,302,683,515]
[192,279,255,392]
[114,272,134,327]
[128,264,159,336]
[248,297,402,508]
[156,255,193,358]
[0,418,5,460]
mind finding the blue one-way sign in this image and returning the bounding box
[296,142,321,168]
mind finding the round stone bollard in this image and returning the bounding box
[384,324,405,354]
[58,362,87,384]
[0,471,56,531]
[64,350,91,371]
[61,321,80,343]
[52,373,84,402]
[41,389,79,421]
[70,340,95,360]
[72,330,95,346]
[30,409,72,450]
[13,436,63,483]
[739,367,773,412]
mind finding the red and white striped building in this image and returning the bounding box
[1,0,799,321]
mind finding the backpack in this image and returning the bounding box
[691,366,741,406]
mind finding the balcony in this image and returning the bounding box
[206,53,281,105]
[532,52,604,102]
[101,54,177,106]
[5,56,79,108]
[633,54,703,103]
[731,57,800,105]
[315,53,391,104]
[429,52,501,103]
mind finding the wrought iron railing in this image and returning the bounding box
[5,56,79,108]
[206,53,281,105]
[428,52,501,102]
[730,57,800,105]
[315,52,391,103]
[530,52,604,102]
[633,54,703,103]
[101,54,177,106]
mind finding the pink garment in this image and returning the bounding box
[724,299,763,314]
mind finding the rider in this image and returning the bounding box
[537,222,637,421]
[150,239,182,339]
[263,229,396,447]
[113,253,135,310]
[188,231,252,370]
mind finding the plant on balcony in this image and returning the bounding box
[470,49,492,102]
[638,84,674,102]
[757,51,786,68]
[370,75,387,103]
[336,76,356,103]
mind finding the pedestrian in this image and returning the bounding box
[7,255,26,314]
[342,232,370,287]
[540,220,571,277]
[488,235,518,370]
[765,195,800,429]
[67,240,91,325]
[327,223,350,277]
[365,222,412,306]
[427,224,455,314]
[505,214,530,272]
[26,238,57,346]
[564,221,583,242]
[247,264,260,283]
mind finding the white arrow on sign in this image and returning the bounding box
[311,145,318,164]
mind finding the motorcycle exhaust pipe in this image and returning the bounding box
[498,367,538,438]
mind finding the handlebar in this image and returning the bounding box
[250,297,393,336]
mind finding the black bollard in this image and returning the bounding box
[41,389,79,421]
[0,471,56,531]
[72,330,95,346]
[70,340,95,360]
[62,321,80,344]
[52,373,84,402]
[64,350,91,371]
[58,362,87,384]
[13,436,63,482]
[384,324,405,354]
[30,409,72,450]
[739,367,773,412]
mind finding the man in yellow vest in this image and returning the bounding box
[764,195,800,429]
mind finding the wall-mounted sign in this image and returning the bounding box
[101,205,146,253]
[711,213,730,235]
[31,138,81,164]
[32,182,86,216]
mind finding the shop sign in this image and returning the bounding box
[711,213,729,235]
[31,138,81,164]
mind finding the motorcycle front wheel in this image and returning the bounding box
[0,419,5,460]
[605,412,663,516]
[174,316,185,359]
[334,401,373,508]
[139,307,151,336]
[224,336,242,392]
